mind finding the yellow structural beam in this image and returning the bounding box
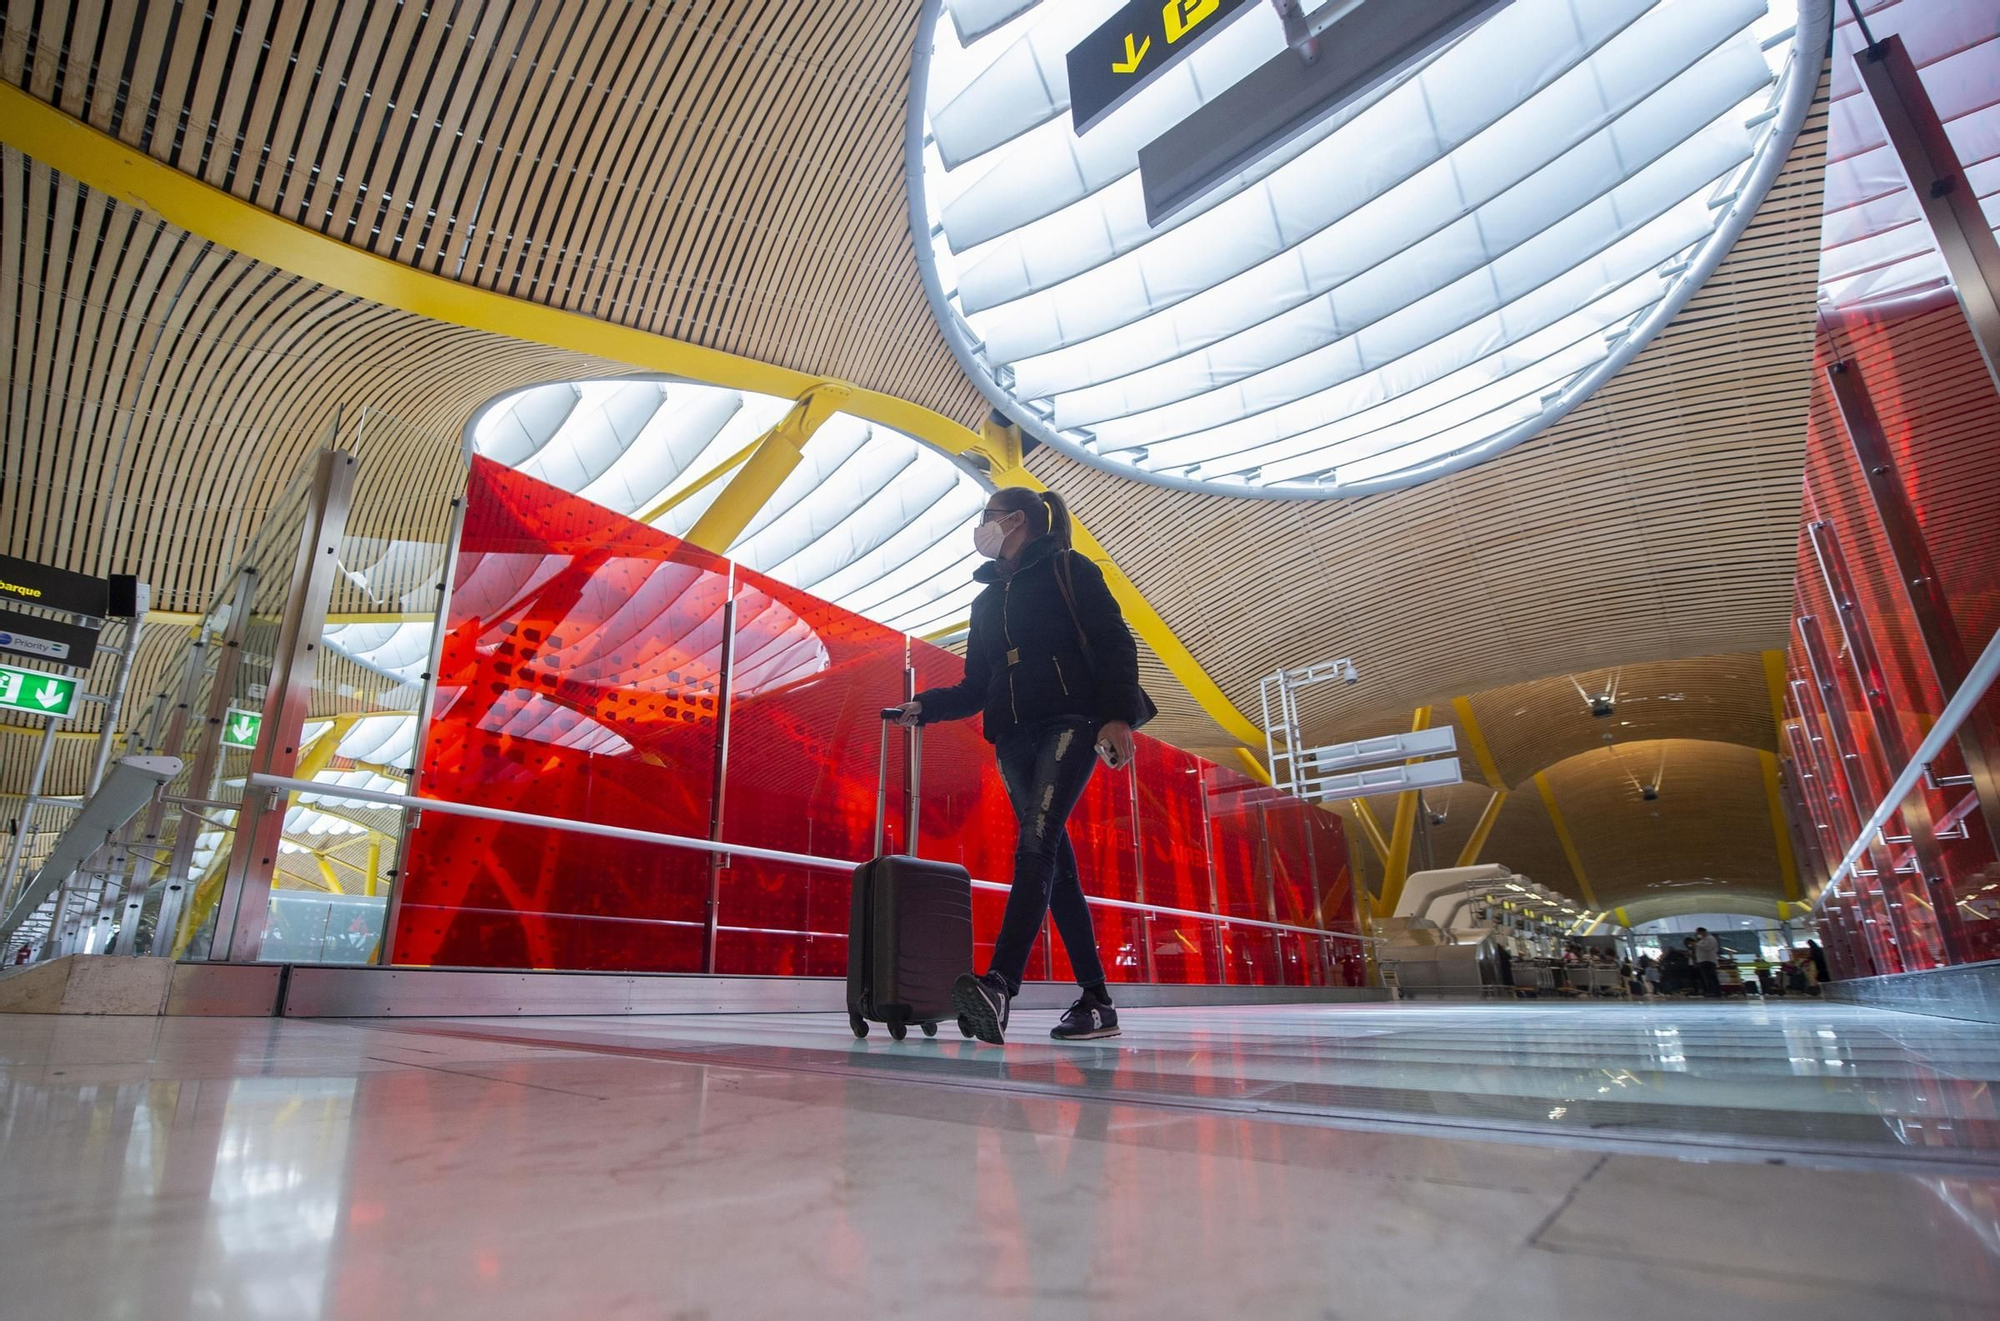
[1349,799,1389,863]
[1455,787,1508,867]
[1760,750,1803,904]
[1376,706,1433,914]
[1533,771,1600,909]
[633,436,762,527]
[1233,747,1273,786]
[1449,695,1505,790]
[683,383,851,552]
[0,84,1267,752]
[1760,649,1791,746]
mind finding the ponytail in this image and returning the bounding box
[986,485,1075,549]
[1039,491,1073,550]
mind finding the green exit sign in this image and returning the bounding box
[0,662,79,718]
[221,707,264,749]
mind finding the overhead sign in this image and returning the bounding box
[221,707,265,750]
[0,553,110,618]
[0,612,99,669]
[1067,0,1259,135]
[0,663,79,719]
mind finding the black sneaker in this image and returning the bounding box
[1051,988,1119,1042]
[952,972,1011,1045]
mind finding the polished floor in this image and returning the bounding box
[2,1000,1997,1320]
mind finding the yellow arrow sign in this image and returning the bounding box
[1112,32,1150,74]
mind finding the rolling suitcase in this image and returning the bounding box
[846,708,974,1040]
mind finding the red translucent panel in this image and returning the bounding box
[398,459,1356,984]
[1788,293,2000,971]
[396,458,727,972]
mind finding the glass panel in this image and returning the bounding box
[713,565,910,977]
[395,457,727,972]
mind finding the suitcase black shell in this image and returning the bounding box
[847,710,973,1040]
[846,853,972,1038]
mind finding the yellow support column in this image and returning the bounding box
[1349,800,1390,864]
[1760,750,1803,905]
[1449,695,1509,867]
[684,383,851,553]
[1455,789,1507,868]
[1533,771,1600,909]
[1376,706,1433,914]
[365,839,382,898]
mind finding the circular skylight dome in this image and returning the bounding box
[910,0,1826,498]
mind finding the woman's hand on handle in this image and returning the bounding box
[891,700,923,728]
[1096,720,1136,770]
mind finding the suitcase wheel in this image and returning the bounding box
[849,1013,869,1039]
[921,1020,938,1037]
[888,1019,907,1041]
[958,1016,973,1038]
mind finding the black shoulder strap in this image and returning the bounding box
[1054,549,1096,671]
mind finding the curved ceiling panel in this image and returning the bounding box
[469,380,991,637]
[912,0,1826,497]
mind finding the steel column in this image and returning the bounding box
[1795,611,1912,968]
[209,450,358,962]
[1856,35,2000,393]
[1806,520,1963,960]
[701,583,738,976]
[1824,359,2000,859]
[379,498,464,966]
[85,589,150,795]
[153,570,258,955]
[0,716,60,918]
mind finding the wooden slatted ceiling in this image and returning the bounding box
[0,0,983,427]
[1039,81,1831,756]
[1318,653,1792,909]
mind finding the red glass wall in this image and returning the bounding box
[395,457,1363,983]
[1784,299,2000,974]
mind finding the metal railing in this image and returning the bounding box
[247,772,1371,945]
[1818,625,2000,901]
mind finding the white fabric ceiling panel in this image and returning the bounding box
[470,382,992,636]
[913,0,1820,496]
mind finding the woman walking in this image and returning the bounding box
[893,486,1152,1045]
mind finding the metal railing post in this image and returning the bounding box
[152,569,257,955]
[379,497,464,966]
[208,450,357,962]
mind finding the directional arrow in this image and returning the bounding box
[1112,31,1150,74]
[34,680,64,709]
[228,715,257,743]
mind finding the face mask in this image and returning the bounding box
[973,518,1008,558]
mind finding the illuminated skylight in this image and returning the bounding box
[913,0,1824,497]
[470,380,990,637]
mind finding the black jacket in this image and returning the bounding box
[914,535,1149,744]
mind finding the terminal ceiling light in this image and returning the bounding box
[910,0,1827,497]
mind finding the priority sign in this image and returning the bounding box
[0,662,80,719]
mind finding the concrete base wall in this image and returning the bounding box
[283,965,1388,1018]
[1824,960,2000,1025]
[2,956,1387,1018]
[0,957,283,1016]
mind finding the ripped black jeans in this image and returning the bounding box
[987,715,1105,996]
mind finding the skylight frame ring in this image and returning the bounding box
[907,0,1832,500]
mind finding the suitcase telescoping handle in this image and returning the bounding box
[875,708,921,857]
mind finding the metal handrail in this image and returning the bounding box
[1820,625,2000,901]
[246,772,1370,943]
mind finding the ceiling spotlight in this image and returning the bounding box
[1589,695,1615,718]
[1642,785,1660,802]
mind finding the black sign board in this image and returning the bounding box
[0,554,110,618]
[0,607,100,670]
[1068,0,1259,135]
